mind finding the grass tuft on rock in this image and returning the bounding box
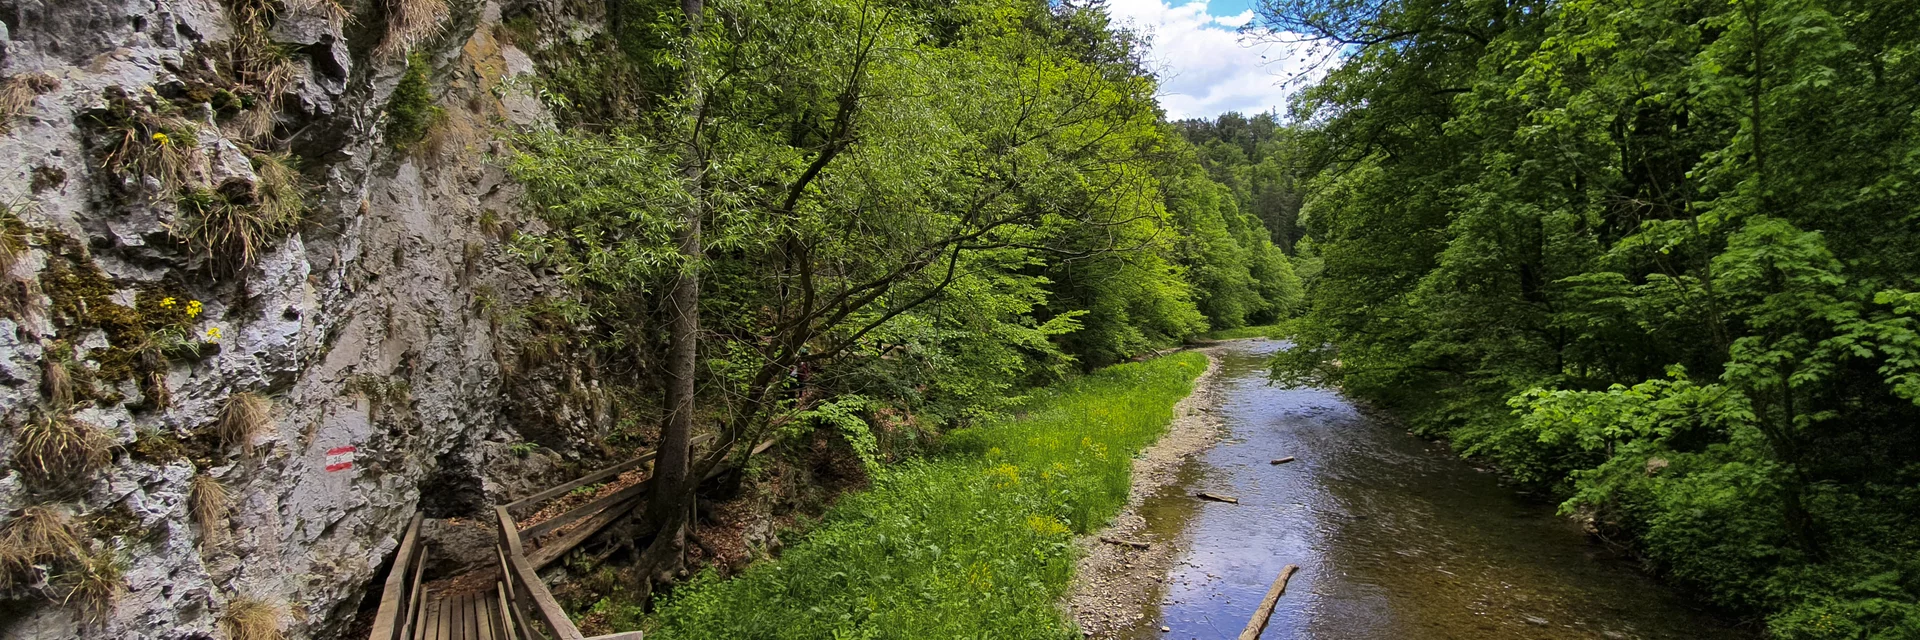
[61,549,123,626]
[189,473,230,544]
[0,505,83,588]
[217,391,274,457]
[0,72,60,133]
[219,597,283,640]
[648,352,1207,639]
[14,412,113,483]
[378,0,449,59]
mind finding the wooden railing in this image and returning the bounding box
[368,514,426,640]
[496,505,587,639]
[368,434,770,640]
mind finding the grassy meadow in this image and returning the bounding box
[644,352,1207,639]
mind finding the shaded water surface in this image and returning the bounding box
[1123,340,1748,640]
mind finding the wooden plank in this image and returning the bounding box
[522,479,650,541]
[498,546,538,640]
[411,590,431,640]
[469,592,484,640]
[527,492,646,569]
[419,597,439,640]
[1236,564,1300,640]
[495,582,518,640]
[401,546,429,640]
[583,634,645,640]
[496,506,585,640]
[460,592,475,640]
[480,589,499,640]
[370,514,425,640]
[437,596,452,640]
[506,435,712,517]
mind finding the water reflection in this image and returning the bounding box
[1123,340,1747,640]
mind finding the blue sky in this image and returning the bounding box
[1104,0,1317,120]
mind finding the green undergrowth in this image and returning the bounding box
[1203,323,1288,341]
[646,352,1207,639]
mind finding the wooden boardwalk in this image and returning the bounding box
[367,435,768,640]
[414,589,504,640]
[366,439,710,640]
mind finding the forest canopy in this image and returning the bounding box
[1259,0,1920,635]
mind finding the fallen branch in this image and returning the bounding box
[1099,536,1150,549]
[1237,564,1300,640]
[1270,457,1295,465]
[1197,492,1239,504]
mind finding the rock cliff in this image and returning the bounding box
[0,0,584,636]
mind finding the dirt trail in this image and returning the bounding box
[1066,344,1229,637]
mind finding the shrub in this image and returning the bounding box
[385,53,441,152]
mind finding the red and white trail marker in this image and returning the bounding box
[325,446,357,472]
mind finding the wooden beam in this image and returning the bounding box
[370,514,424,640]
[401,545,429,640]
[522,479,650,541]
[497,546,537,640]
[495,506,586,640]
[495,582,519,640]
[506,435,713,517]
[1237,564,1300,640]
[528,492,645,569]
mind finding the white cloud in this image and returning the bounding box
[1104,0,1318,120]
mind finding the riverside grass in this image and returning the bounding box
[647,352,1207,639]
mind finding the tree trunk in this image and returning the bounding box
[637,0,706,594]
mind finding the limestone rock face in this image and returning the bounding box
[0,0,576,637]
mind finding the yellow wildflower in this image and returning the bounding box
[1026,514,1068,537]
[987,463,1020,488]
[158,297,176,308]
[151,132,170,145]
[185,300,203,318]
[204,326,224,342]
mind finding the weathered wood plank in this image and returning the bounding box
[496,506,585,640]
[401,546,429,640]
[411,592,432,640]
[527,492,644,569]
[476,590,496,640]
[583,633,645,640]
[495,582,518,640]
[522,480,648,542]
[497,546,537,640]
[370,514,424,640]
[506,435,712,518]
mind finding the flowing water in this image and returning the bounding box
[1121,339,1750,640]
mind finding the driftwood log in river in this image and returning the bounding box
[1237,564,1300,640]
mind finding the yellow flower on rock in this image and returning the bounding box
[185,300,203,318]
[204,326,224,342]
[159,297,176,308]
[151,132,171,145]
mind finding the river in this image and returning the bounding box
[1120,339,1749,640]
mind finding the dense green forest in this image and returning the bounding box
[502,0,1920,635]
[1256,0,1920,636]
[500,0,1298,601]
